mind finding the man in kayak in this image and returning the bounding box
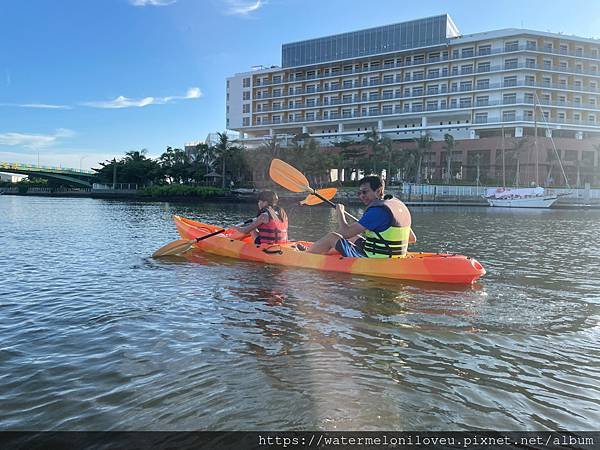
[307,175,416,257]
[232,190,289,244]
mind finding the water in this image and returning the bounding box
[1,195,599,430]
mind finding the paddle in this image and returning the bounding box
[152,218,255,258]
[270,159,359,221]
[300,187,337,206]
[152,228,228,258]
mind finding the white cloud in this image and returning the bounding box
[129,0,176,6]
[0,129,75,149]
[82,87,202,109]
[221,0,265,16]
[0,103,71,109]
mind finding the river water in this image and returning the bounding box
[0,195,599,431]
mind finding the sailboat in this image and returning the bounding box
[485,94,568,208]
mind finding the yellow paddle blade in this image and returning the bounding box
[152,239,194,258]
[269,159,311,193]
[301,188,337,205]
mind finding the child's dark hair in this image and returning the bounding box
[358,175,384,192]
[258,190,279,205]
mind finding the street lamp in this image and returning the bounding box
[79,155,88,172]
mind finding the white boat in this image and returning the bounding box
[485,187,558,208]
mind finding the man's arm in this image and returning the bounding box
[335,204,366,239]
[409,229,416,243]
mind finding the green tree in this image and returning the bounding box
[413,134,433,184]
[442,133,455,184]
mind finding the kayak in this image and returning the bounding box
[173,216,486,284]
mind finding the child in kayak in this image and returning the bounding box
[232,190,289,244]
[307,175,416,257]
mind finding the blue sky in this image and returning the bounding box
[1,0,599,170]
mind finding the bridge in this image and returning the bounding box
[0,162,96,187]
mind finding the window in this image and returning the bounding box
[459,97,472,108]
[461,47,474,58]
[503,110,516,121]
[543,42,553,52]
[477,79,490,89]
[459,81,473,91]
[478,44,491,56]
[526,58,536,68]
[272,89,281,97]
[504,58,518,69]
[243,77,251,88]
[505,40,519,52]
[461,64,474,74]
[428,68,440,78]
[426,100,438,111]
[475,112,488,123]
[242,91,250,100]
[242,104,250,113]
[559,44,568,54]
[273,75,282,83]
[523,110,533,120]
[242,117,250,126]
[504,76,517,87]
[525,75,535,86]
[477,62,491,72]
[427,85,439,95]
[476,96,489,106]
[503,93,517,104]
[543,59,552,69]
[526,40,537,50]
[413,71,424,80]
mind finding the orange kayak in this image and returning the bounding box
[173,216,485,284]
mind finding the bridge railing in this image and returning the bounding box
[0,161,95,175]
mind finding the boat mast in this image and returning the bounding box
[534,92,539,185]
[501,125,506,188]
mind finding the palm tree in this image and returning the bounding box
[361,127,384,175]
[214,132,232,188]
[442,133,455,184]
[413,133,433,184]
[335,139,365,182]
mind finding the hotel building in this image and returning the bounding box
[226,14,600,185]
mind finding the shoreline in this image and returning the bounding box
[2,189,598,208]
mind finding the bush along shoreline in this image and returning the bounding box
[142,185,226,198]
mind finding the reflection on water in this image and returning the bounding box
[0,196,599,430]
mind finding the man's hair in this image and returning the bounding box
[358,175,384,192]
[258,190,279,205]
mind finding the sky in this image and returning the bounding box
[1,0,600,171]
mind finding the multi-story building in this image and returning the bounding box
[226,14,600,185]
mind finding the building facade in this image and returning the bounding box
[226,14,600,185]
